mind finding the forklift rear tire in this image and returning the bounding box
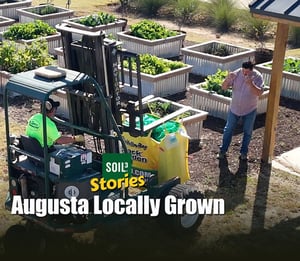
[160,184,205,234]
[3,224,29,257]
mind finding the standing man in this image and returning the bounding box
[217,61,264,160]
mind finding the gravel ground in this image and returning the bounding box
[1,84,300,260]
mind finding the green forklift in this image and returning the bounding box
[2,27,204,255]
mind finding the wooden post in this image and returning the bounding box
[262,23,289,163]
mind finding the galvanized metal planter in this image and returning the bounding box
[0,15,14,35]
[0,0,31,20]
[0,70,20,97]
[1,32,61,55]
[255,59,300,101]
[181,41,255,77]
[146,97,208,141]
[63,16,127,39]
[117,30,186,58]
[189,82,269,120]
[0,70,11,94]
[17,4,74,27]
[54,46,65,67]
[120,64,192,98]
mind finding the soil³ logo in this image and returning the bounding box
[102,153,132,181]
[90,153,144,191]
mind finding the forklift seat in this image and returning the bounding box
[20,135,44,160]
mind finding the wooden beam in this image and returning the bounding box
[252,13,300,27]
[262,23,289,163]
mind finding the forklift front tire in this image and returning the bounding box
[160,184,205,234]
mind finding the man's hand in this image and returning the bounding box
[245,75,254,86]
[74,135,84,142]
[227,72,237,81]
[222,71,236,90]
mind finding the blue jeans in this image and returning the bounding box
[220,109,257,155]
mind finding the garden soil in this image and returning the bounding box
[1,6,300,261]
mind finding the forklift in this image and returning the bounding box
[2,24,204,254]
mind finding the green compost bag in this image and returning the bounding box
[122,114,189,184]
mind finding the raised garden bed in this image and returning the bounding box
[63,12,127,39]
[1,20,61,55]
[15,33,61,55]
[117,20,186,58]
[121,65,192,97]
[255,57,300,101]
[189,82,269,120]
[0,69,11,94]
[0,39,53,95]
[120,53,192,97]
[145,97,208,141]
[54,46,65,67]
[17,4,74,27]
[0,0,31,20]
[0,15,14,35]
[181,40,255,76]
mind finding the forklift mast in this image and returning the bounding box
[56,23,146,138]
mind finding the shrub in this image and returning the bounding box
[241,11,273,49]
[288,26,300,48]
[206,0,238,33]
[173,0,200,28]
[134,0,170,17]
[0,39,53,74]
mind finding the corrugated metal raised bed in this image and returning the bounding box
[181,41,255,76]
[54,46,65,67]
[0,0,31,20]
[189,82,269,120]
[0,70,11,94]
[255,58,300,101]
[145,97,208,141]
[0,15,14,35]
[120,64,192,98]
[117,30,186,58]
[63,16,127,39]
[17,4,74,27]
[1,32,61,56]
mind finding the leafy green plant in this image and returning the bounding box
[201,68,232,97]
[123,53,186,75]
[148,100,191,119]
[3,20,57,40]
[148,101,172,117]
[30,5,59,15]
[0,39,53,74]
[265,57,300,74]
[77,12,117,26]
[130,20,178,40]
[204,43,231,56]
